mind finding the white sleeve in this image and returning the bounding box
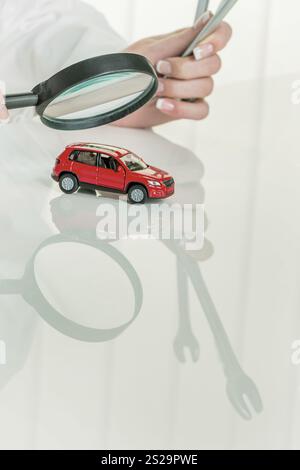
[0,0,127,121]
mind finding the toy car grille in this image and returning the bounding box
[163,178,174,188]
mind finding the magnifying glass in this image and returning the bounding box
[4,53,158,131]
[0,235,143,342]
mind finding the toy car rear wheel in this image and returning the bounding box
[128,185,147,204]
[59,174,79,194]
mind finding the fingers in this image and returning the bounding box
[120,14,233,128]
[155,19,231,79]
[114,103,176,128]
[137,12,211,63]
[157,54,221,80]
[157,77,214,100]
[156,98,209,121]
[114,97,209,128]
[195,21,233,55]
[155,14,211,56]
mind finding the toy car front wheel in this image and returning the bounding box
[59,174,79,194]
[128,185,147,204]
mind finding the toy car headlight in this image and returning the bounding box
[148,180,161,187]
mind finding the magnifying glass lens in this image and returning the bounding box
[43,71,154,123]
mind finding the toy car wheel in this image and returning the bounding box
[128,185,147,204]
[59,174,79,194]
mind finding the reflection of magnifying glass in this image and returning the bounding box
[4,53,158,130]
[0,235,143,342]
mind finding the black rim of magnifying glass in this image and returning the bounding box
[0,235,143,343]
[32,53,158,131]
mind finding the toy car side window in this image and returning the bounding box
[98,154,106,168]
[69,150,79,161]
[77,151,98,167]
[99,154,117,171]
[99,154,112,170]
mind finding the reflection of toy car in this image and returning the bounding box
[52,143,175,204]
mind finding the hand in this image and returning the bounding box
[114,13,232,128]
[0,85,9,125]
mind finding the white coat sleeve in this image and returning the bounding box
[0,0,127,121]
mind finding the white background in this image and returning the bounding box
[1,0,300,451]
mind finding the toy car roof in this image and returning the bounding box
[66,142,130,157]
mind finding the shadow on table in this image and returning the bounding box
[0,128,262,419]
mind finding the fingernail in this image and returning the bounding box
[193,11,211,30]
[193,43,214,61]
[157,80,165,95]
[156,60,172,75]
[156,99,175,112]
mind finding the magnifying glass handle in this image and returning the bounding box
[5,93,38,110]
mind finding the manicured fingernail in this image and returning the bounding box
[193,11,211,30]
[156,99,175,112]
[157,80,165,94]
[193,43,214,61]
[156,60,172,75]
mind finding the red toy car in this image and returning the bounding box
[52,143,175,204]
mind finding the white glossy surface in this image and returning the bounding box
[0,77,299,450]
